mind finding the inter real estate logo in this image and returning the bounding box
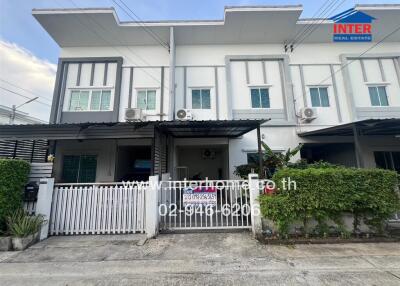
[330,8,376,42]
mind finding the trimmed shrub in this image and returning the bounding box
[259,167,400,236]
[0,159,31,233]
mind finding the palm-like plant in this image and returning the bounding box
[234,142,303,179]
[7,210,45,238]
[262,142,303,178]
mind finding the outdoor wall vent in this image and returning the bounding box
[176,109,193,120]
[125,108,143,121]
[300,107,317,123]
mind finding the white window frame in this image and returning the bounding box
[308,86,330,108]
[136,88,157,111]
[191,88,212,110]
[249,86,271,109]
[67,87,114,112]
[367,85,390,107]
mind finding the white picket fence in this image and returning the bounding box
[49,182,147,235]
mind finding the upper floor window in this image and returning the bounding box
[251,88,270,108]
[192,89,211,109]
[137,89,156,110]
[310,87,329,107]
[69,89,111,111]
[368,86,388,106]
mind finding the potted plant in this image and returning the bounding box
[0,230,12,251]
[7,210,45,251]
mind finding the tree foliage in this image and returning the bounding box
[0,159,31,233]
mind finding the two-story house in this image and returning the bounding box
[1,4,399,183]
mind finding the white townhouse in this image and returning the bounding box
[0,105,47,125]
[1,4,399,183]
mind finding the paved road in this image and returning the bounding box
[0,232,399,285]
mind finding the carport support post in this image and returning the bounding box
[35,178,55,240]
[352,124,364,168]
[146,175,159,238]
[256,125,263,178]
[248,173,262,238]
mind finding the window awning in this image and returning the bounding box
[298,119,400,137]
[0,120,268,140]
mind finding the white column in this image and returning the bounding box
[145,175,160,238]
[168,26,176,120]
[161,173,170,182]
[248,173,262,238]
[35,178,55,240]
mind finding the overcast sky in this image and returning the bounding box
[0,0,397,122]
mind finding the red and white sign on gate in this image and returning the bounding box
[182,186,217,206]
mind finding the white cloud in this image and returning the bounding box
[0,40,56,122]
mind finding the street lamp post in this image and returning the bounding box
[9,97,39,124]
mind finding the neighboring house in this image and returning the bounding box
[0,4,399,183]
[0,105,47,125]
[0,105,48,163]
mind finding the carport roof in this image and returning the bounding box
[0,120,267,140]
[298,118,400,137]
[157,119,268,138]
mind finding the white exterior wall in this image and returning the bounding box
[60,42,400,124]
[349,58,400,107]
[57,40,400,178]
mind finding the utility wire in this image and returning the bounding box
[293,0,346,50]
[294,0,345,48]
[297,0,340,41]
[0,86,51,107]
[316,24,400,86]
[112,0,169,50]
[290,0,333,44]
[297,24,400,105]
[63,0,169,94]
[0,78,53,102]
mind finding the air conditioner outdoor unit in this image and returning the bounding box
[300,107,317,123]
[176,109,193,120]
[125,108,143,121]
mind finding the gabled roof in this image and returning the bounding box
[330,8,376,23]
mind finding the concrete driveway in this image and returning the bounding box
[0,232,399,285]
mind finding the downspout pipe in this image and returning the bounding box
[168,26,176,120]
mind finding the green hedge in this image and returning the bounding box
[259,167,400,235]
[0,159,31,233]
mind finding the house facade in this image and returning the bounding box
[1,4,399,183]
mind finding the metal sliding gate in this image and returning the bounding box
[49,182,147,235]
[159,180,252,231]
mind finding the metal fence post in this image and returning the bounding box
[248,173,262,238]
[35,178,55,240]
[146,175,160,238]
